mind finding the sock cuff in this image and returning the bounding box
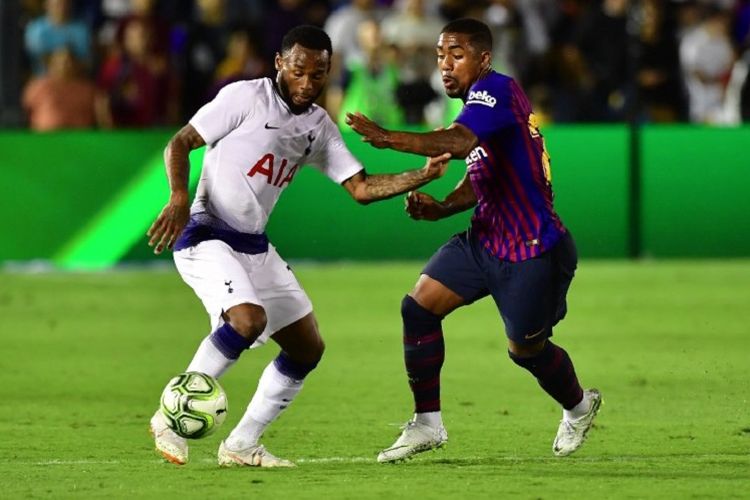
[273,351,318,380]
[209,323,253,360]
[402,295,443,322]
[508,340,555,367]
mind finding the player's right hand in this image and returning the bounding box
[345,112,390,148]
[147,195,190,254]
[405,191,446,221]
[422,152,451,180]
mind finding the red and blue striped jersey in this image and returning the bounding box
[454,71,567,262]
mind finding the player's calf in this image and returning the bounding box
[508,340,584,411]
[401,295,446,413]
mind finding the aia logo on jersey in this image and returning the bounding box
[247,153,298,188]
[466,90,497,108]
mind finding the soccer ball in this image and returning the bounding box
[159,372,228,439]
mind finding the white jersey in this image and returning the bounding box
[188,78,364,234]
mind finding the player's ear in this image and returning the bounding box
[274,52,283,71]
[481,51,491,71]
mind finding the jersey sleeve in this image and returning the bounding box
[308,116,364,184]
[189,81,256,145]
[454,76,514,141]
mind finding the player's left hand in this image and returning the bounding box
[345,112,390,148]
[405,191,446,221]
[147,194,190,254]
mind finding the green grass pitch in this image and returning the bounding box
[1,261,748,498]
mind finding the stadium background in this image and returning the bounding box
[1,1,749,499]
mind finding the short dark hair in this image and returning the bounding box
[281,25,333,56]
[441,18,493,53]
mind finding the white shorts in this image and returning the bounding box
[173,240,313,348]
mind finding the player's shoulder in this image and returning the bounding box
[465,71,513,109]
[217,78,270,99]
[210,78,276,116]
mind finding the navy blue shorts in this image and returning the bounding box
[422,230,577,344]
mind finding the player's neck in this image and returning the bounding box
[272,78,308,115]
[461,68,493,101]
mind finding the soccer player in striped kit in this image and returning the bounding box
[347,18,601,462]
[146,25,451,468]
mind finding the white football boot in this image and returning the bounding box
[149,411,188,465]
[553,388,602,457]
[377,419,448,463]
[217,441,295,468]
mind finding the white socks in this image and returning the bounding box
[415,411,444,428]
[563,392,591,422]
[225,360,304,449]
[186,335,237,379]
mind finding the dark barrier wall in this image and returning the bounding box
[0,126,747,266]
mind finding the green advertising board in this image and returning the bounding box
[0,126,747,267]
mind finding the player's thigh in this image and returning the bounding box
[250,244,313,343]
[487,252,556,344]
[270,312,323,364]
[549,232,578,326]
[418,232,488,315]
[173,240,261,332]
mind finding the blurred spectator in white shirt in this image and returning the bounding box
[680,8,736,123]
[381,0,444,123]
[324,0,386,118]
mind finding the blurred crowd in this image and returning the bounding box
[14,0,750,131]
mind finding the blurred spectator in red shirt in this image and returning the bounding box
[113,0,171,54]
[97,18,174,127]
[23,46,103,131]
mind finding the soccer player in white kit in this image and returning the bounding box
[145,25,451,467]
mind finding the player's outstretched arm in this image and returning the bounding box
[346,112,478,159]
[147,124,206,254]
[405,172,477,221]
[342,153,451,205]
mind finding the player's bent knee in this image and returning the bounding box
[508,338,547,359]
[292,336,325,365]
[401,295,416,319]
[225,303,267,340]
[309,337,325,363]
[401,294,434,321]
[408,275,464,316]
[401,295,444,335]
